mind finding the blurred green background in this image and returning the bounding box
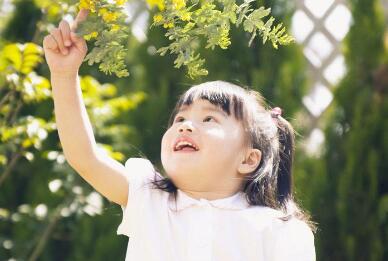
[0,0,387,260]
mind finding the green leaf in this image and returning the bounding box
[250,7,271,21]
[243,19,255,33]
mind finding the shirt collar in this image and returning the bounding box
[168,189,250,212]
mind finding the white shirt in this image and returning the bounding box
[117,158,316,261]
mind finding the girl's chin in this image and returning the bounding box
[169,152,201,164]
[167,164,196,174]
[165,163,200,175]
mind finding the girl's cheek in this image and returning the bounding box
[162,127,175,149]
[161,131,169,149]
[205,128,226,140]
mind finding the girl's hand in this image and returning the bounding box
[43,9,89,75]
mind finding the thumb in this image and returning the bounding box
[70,32,87,52]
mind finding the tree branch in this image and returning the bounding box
[28,197,73,261]
[0,152,22,187]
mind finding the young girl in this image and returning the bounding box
[43,9,316,261]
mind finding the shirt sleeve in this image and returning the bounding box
[270,218,316,261]
[116,157,156,237]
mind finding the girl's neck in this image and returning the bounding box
[179,188,241,201]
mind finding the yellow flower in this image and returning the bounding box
[115,0,126,5]
[84,31,99,40]
[111,24,121,32]
[98,8,108,16]
[153,14,163,23]
[172,0,185,10]
[180,11,191,21]
[146,0,165,11]
[163,22,174,29]
[99,8,118,22]
[79,0,96,12]
[219,26,231,49]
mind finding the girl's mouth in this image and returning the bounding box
[175,146,198,152]
[173,138,199,152]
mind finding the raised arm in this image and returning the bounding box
[43,10,129,207]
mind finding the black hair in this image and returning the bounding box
[151,80,315,231]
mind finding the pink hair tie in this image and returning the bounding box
[270,107,282,118]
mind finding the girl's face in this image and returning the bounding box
[161,99,248,194]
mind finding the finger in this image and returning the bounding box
[43,35,60,53]
[43,34,58,51]
[71,9,90,31]
[50,28,68,55]
[70,31,87,52]
[59,20,72,47]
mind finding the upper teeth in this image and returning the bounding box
[175,141,198,150]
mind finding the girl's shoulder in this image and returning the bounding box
[244,204,283,220]
[271,215,314,239]
[123,157,162,188]
[267,214,316,259]
[124,157,154,171]
[246,206,315,259]
[241,205,285,231]
[244,205,313,236]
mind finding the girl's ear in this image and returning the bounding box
[238,149,262,174]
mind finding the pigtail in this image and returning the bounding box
[272,111,294,209]
[272,108,316,231]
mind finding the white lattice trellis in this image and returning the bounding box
[291,0,352,155]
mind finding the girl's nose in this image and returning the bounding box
[178,121,194,133]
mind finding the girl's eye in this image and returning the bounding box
[203,116,216,122]
[174,116,184,123]
[174,116,216,123]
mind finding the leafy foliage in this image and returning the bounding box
[50,0,293,78]
[76,0,131,77]
[0,40,145,260]
[0,43,53,168]
[151,0,294,78]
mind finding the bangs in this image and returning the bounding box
[168,81,248,127]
